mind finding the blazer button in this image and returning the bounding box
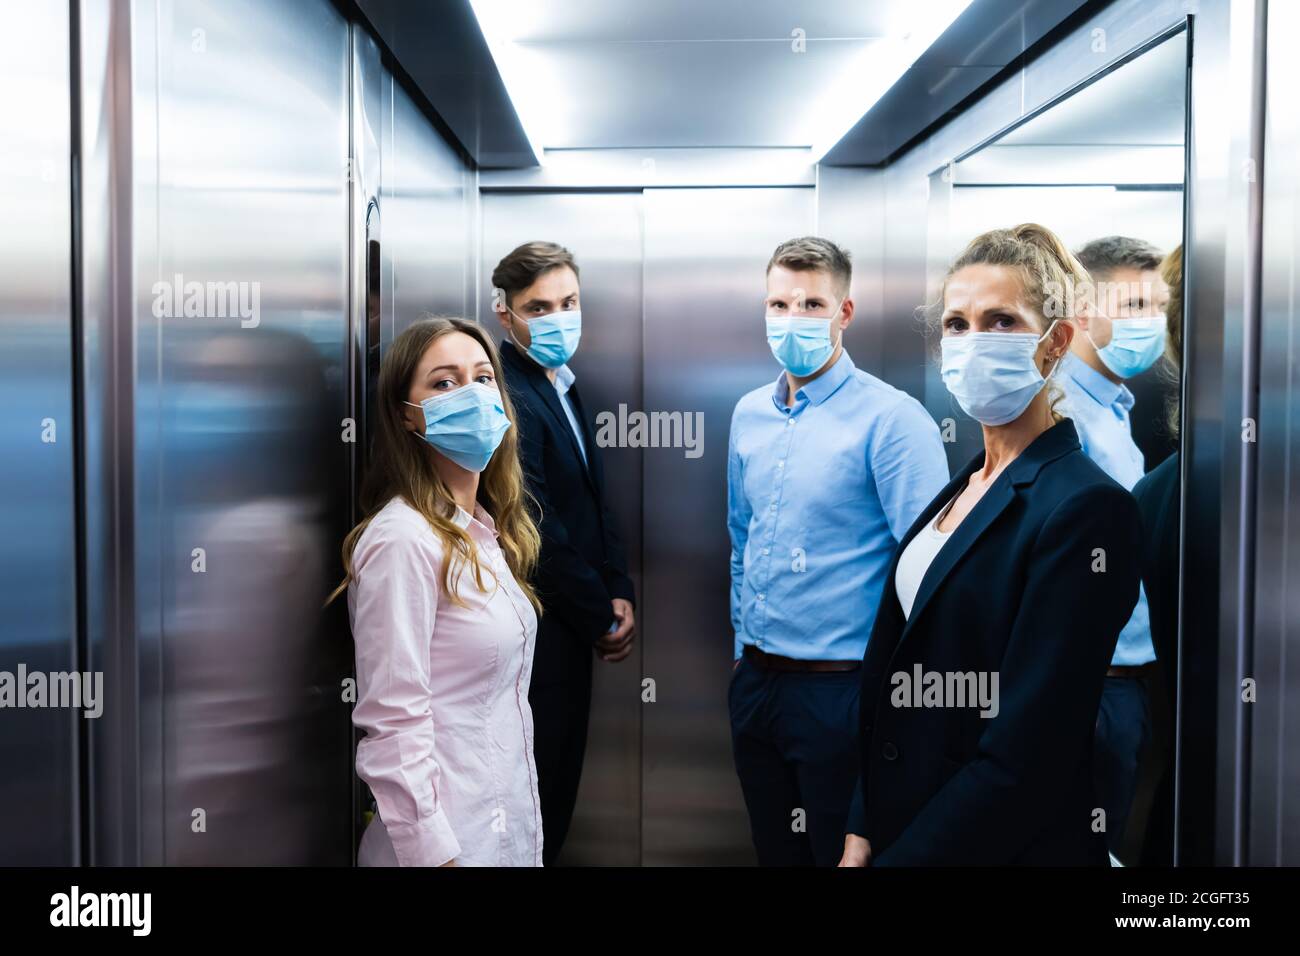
[881,742,899,761]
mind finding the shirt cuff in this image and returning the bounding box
[386,807,462,867]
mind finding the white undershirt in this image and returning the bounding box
[894,492,959,619]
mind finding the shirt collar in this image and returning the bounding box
[1061,351,1134,412]
[771,349,855,410]
[452,503,499,539]
[552,363,575,395]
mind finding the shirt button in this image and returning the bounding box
[881,742,899,761]
[757,593,765,601]
[787,418,795,427]
[777,460,785,469]
[770,502,777,512]
[762,548,770,555]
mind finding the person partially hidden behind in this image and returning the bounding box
[333,317,544,867]
[1061,235,1170,856]
[492,241,637,866]
[840,224,1142,866]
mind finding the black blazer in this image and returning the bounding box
[847,418,1141,865]
[498,342,635,664]
[1132,451,1179,692]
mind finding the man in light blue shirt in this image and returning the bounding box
[1061,235,1171,857]
[727,236,949,866]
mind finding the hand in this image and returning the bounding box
[439,859,457,868]
[838,834,871,867]
[733,658,741,671]
[596,599,635,663]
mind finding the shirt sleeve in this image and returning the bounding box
[726,406,753,660]
[350,518,461,867]
[871,397,951,543]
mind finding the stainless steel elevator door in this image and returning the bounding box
[642,186,815,865]
[479,190,645,865]
[0,1,78,866]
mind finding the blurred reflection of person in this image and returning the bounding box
[840,225,1141,866]
[330,318,544,867]
[1060,236,1170,857]
[168,328,346,864]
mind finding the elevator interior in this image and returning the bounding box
[1,0,1295,867]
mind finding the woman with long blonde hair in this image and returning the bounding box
[329,316,543,867]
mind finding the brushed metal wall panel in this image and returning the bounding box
[137,0,354,864]
[641,186,814,865]
[478,190,645,865]
[0,0,78,866]
[815,166,887,380]
[80,0,141,866]
[387,77,472,332]
[1249,0,1300,865]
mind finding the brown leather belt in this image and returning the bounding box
[1107,662,1158,679]
[743,644,860,673]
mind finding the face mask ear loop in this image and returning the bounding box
[502,304,531,354]
[1037,319,1066,380]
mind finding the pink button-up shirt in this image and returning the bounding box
[348,496,543,866]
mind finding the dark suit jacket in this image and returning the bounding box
[1132,451,1179,692]
[499,342,635,681]
[846,418,1141,865]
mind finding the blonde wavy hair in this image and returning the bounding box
[327,317,542,612]
[1159,244,1184,438]
[922,222,1092,423]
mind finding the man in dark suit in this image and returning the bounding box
[491,241,636,866]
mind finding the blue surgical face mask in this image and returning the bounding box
[509,308,581,368]
[405,382,511,473]
[940,321,1061,426]
[765,300,843,376]
[1088,314,1167,379]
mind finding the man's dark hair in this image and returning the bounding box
[1074,235,1164,280]
[491,241,579,311]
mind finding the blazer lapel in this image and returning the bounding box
[565,382,602,488]
[897,418,1083,644]
[501,342,599,496]
[899,472,1015,644]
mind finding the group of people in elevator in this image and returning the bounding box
[333,222,1183,866]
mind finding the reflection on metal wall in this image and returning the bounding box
[1251,0,1300,865]
[386,80,472,333]
[0,2,78,866]
[478,191,644,865]
[80,0,141,866]
[0,0,485,866]
[815,166,887,381]
[1190,0,1262,867]
[132,0,354,864]
[642,187,814,865]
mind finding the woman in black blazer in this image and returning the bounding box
[840,225,1142,866]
